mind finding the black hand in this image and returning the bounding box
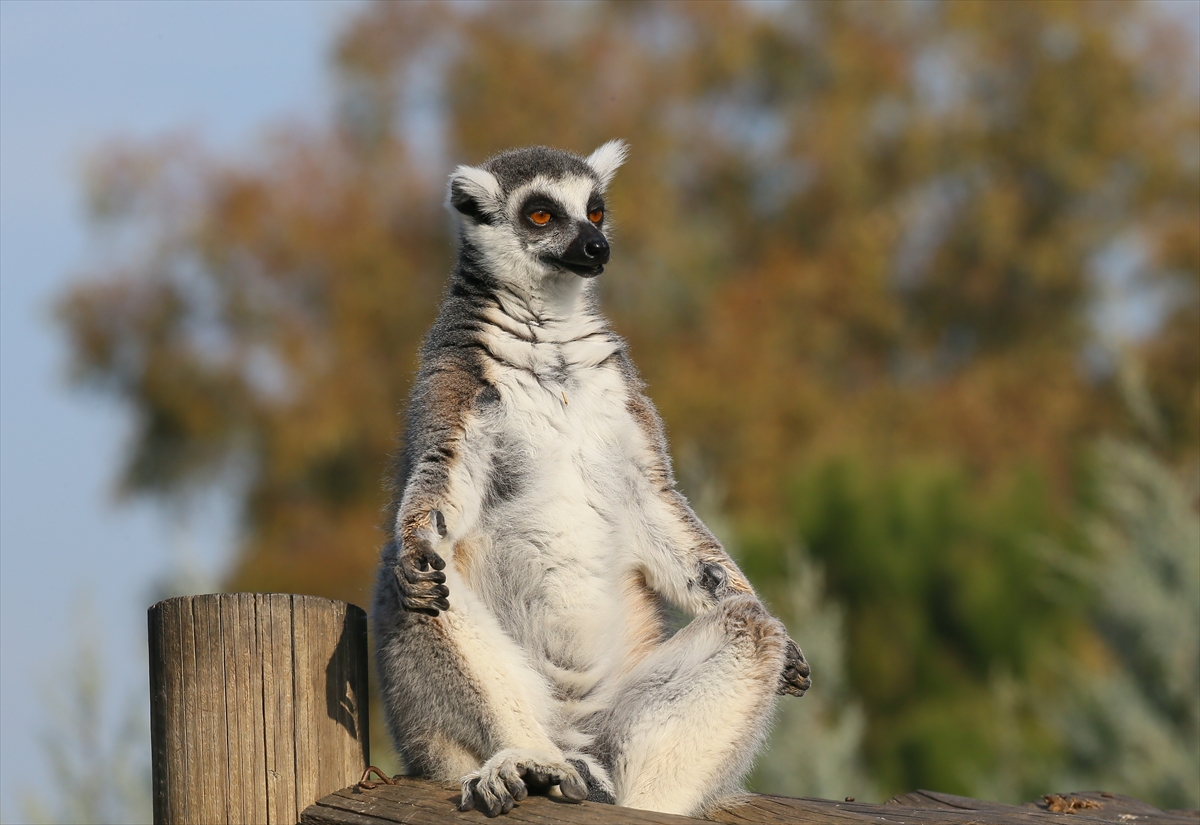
[393,540,449,615]
[778,638,811,696]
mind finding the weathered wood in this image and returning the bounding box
[301,778,712,825]
[713,791,1197,824]
[888,789,1199,822]
[302,777,1198,825]
[149,594,369,825]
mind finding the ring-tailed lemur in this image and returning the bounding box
[372,141,810,819]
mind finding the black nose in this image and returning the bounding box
[558,223,611,273]
[584,237,609,261]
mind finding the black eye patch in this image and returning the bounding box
[519,195,567,224]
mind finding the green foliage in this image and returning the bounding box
[1052,440,1200,809]
[750,551,876,801]
[770,458,1091,799]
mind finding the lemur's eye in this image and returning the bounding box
[529,210,553,226]
[588,209,604,224]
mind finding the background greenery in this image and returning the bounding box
[54,0,1198,812]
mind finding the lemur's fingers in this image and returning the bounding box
[523,769,550,791]
[463,774,513,817]
[393,565,450,616]
[402,595,450,615]
[498,761,528,802]
[458,777,476,812]
[399,551,446,583]
[780,667,810,694]
[698,561,729,599]
[462,756,583,814]
[543,764,586,802]
[559,774,587,802]
[788,639,811,675]
[778,638,811,696]
[392,567,448,598]
[494,788,515,816]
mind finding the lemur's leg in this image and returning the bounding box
[628,485,811,697]
[373,562,586,818]
[621,388,812,698]
[585,594,789,817]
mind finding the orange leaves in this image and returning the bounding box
[56,0,1199,614]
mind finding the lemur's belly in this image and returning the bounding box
[451,363,662,698]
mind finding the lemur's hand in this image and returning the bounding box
[393,538,449,616]
[698,561,730,601]
[778,638,811,696]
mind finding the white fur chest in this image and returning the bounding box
[448,319,655,690]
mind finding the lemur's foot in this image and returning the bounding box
[459,750,586,817]
[393,538,449,615]
[778,637,811,696]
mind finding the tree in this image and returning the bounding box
[58,0,1199,801]
[1054,439,1199,810]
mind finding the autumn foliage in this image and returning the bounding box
[59,0,1198,805]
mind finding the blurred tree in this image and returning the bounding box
[16,603,151,825]
[1052,438,1200,810]
[750,550,876,800]
[58,0,1198,803]
[775,457,1090,798]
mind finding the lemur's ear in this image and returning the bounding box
[586,139,628,191]
[448,165,503,225]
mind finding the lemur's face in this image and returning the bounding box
[447,141,627,286]
[509,177,608,277]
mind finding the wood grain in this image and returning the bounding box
[301,778,713,825]
[149,593,369,825]
[302,777,1198,825]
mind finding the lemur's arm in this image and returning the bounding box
[625,389,754,612]
[624,382,811,698]
[389,351,492,615]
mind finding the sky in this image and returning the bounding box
[0,2,358,817]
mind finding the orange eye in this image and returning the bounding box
[529,210,552,225]
[588,210,604,224]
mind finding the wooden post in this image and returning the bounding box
[148,593,369,825]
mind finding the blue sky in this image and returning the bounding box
[0,2,358,816]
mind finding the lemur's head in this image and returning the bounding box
[447,141,628,285]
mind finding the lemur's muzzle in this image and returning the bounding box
[557,222,609,277]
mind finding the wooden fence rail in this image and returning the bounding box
[149,593,1196,825]
[302,779,1199,825]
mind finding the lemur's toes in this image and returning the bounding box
[556,770,587,802]
[461,777,506,816]
[779,639,812,696]
[499,761,527,802]
[458,780,476,812]
[778,670,811,696]
[484,785,513,816]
